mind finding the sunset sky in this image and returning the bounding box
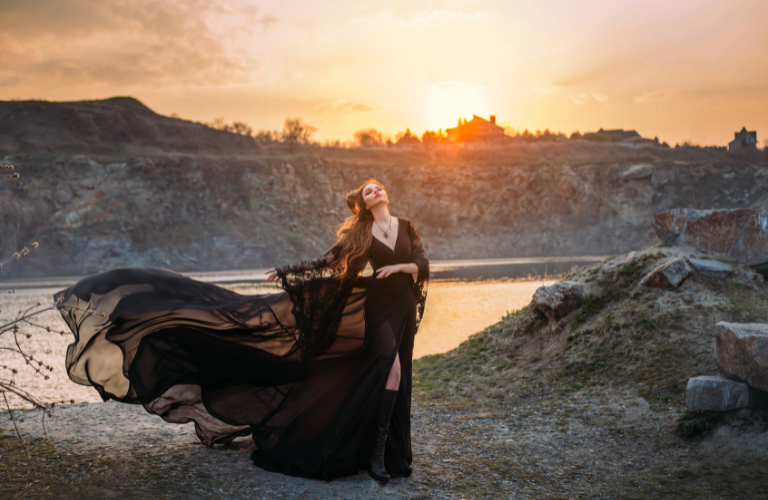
[2,0,767,146]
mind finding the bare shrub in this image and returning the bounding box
[282,117,317,153]
[206,117,255,136]
[1,164,78,443]
[353,128,385,148]
[255,129,281,145]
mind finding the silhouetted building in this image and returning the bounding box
[594,128,641,141]
[728,127,757,151]
[446,115,507,143]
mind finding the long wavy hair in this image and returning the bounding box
[333,179,390,281]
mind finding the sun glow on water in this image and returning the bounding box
[427,80,491,131]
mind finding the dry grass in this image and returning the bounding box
[414,244,767,408]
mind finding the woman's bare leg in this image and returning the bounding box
[385,353,401,390]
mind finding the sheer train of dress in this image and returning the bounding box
[54,218,428,480]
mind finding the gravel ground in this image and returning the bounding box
[3,389,768,499]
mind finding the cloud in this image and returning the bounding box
[568,92,609,105]
[352,8,491,29]
[0,0,276,90]
[314,99,376,114]
[0,73,19,87]
[531,84,563,94]
[557,61,630,88]
[259,13,279,28]
[634,89,673,103]
[569,94,590,105]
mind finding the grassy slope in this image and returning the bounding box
[0,97,260,156]
[414,244,768,408]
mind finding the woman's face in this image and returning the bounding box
[362,182,388,210]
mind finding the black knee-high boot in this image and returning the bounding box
[369,388,398,485]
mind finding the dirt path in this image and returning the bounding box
[4,389,768,499]
[1,402,417,500]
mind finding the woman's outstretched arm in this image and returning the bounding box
[266,244,341,282]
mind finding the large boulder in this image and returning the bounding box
[654,209,768,265]
[715,322,768,393]
[686,376,755,412]
[639,258,691,289]
[532,281,586,323]
[688,258,733,280]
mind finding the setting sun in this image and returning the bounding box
[427,81,491,132]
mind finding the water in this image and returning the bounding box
[0,256,602,407]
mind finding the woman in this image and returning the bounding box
[54,179,429,484]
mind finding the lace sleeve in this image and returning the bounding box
[274,242,354,361]
[276,243,341,277]
[406,220,429,334]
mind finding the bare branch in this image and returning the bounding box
[0,306,56,333]
[2,390,26,447]
[0,242,39,268]
[0,380,48,409]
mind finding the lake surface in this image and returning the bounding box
[0,256,603,407]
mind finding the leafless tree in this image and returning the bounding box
[1,164,75,444]
[353,129,385,148]
[255,130,281,145]
[421,129,447,146]
[282,118,317,153]
[207,117,228,131]
[395,128,421,146]
[229,122,254,136]
[207,118,254,136]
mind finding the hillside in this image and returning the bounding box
[415,244,768,403]
[0,97,260,156]
[404,244,768,497]
[1,97,768,278]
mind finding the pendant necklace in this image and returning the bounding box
[375,216,392,238]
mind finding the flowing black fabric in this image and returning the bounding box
[54,218,428,481]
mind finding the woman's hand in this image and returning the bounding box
[265,269,280,282]
[376,264,403,278]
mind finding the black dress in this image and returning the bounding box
[54,218,429,481]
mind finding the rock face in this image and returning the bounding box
[688,258,733,279]
[715,322,768,392]
[639,258,691,289]
[654,209,768,265]
[620,164,653,181]
[532,282,587,322]
[686,376,752,412]
[5,99,768,278]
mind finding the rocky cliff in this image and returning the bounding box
[2,99,768,278]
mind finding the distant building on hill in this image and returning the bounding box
[445,115,508,143]
[728,127,757,151]
[588,128,664,148]
[594,128,642,141]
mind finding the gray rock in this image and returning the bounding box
[654,208,768,266]
[685,376,751,412]
[715,322,768,392]
[620,164,653,181]
[532,281,587,323]
[689,258,733,279]
[640,258,691,289]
